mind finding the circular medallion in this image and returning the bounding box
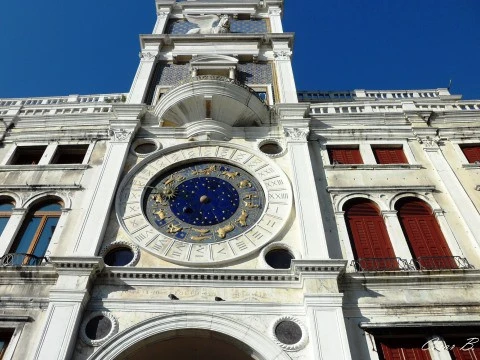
[116,142,292,266]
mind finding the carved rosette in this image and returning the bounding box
[270,316,309,351]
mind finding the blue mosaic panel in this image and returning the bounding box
[145,63,190,104]
[237,63,273,85]
[165,19,267,34]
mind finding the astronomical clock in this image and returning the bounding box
[116,142,292,266]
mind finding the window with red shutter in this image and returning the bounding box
[327,147,363,164]
[445,337,480,360]
[460,144,480,164]
[344,199,398,270]
[377,338,432,360]
[372,146,408,164]
[395,197,456,270]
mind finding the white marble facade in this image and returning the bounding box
[0,1,479,360]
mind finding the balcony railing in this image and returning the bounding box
[0,253,49,266]
[410,256,473,270]
[351,257,410,272]
[351,256,473,272]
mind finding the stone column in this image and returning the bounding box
[418,135,480,250]
[280,109,329,259]
[425,336,452,360]
[32,258,103,360]
[298,261,352,360]
[273,44,298,103]
[72,105,143,256]
[382,210,413,264]
[268,7,283,33]
[127,50,159,104]
[334,211,355,263]
[152,9,170,34]
[0,209,26,256]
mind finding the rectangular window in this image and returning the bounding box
[327,147,363,165]
[460,144,480,164]
[372,146,408,164]
[377,338,432,360]
[50,145,89,164]
[10,146,47,165]
[444,336,480,360]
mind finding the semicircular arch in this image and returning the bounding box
[87,313,291,360]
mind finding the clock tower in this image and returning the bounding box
[77,1,350,359]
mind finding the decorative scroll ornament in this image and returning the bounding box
[273,50,292,60]
[284,127,309,142]
[110,128,133,142]
[185,14,230,34]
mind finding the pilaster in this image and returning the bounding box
[33,258,103,360]
[153,7,171,34]
[381,210,413,260]
[72,105,144,256]
[0,209,26,256]
[273,42,297,103]
[268,7,283,33]
[415,132,480,250]
[279,104,329,259]
[127,49,160,104]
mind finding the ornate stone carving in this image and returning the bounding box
[109,128,133,142]
[268,8,282,16]
[139,51,156,60]
[273,50,292,60]
[284,127,309,142]
[156,11,169,18]
[270,316,309,351]
[414,132,442,148]
[185,14,230,34]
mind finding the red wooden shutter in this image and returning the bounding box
[396,198,456,269]
[328,147,363,164]
[373,147,408,164]
[446,337,480,360]
[345,200,397,270]
[461,145,480,163]
[378,338,432,360]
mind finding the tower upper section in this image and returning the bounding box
[128,0,297,107]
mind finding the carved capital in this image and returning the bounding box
[268,8,282,16]
[414,132,443,149]
[139,51,157,61]
[156,10,170,18]
[109,128,133,142]
[273,50,292,60]
[284,127,309,142]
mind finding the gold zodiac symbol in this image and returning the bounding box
[235,209,248,227]
[238,180,252,188]
[154,209,170,220]
[243,194,258,200]
[167,223,183,234]
[221,171,240,179]
[216,223,235,239]
[192,165,216,176]
[191,228,210,235]
[244,201,260,209]
[164,175,185,186]
[152,194,168,206]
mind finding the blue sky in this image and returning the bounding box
[0,1,479,99]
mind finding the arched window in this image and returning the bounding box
[9,201,62,265]
[395,197,455,270]
[0,198,15,236]
[344,199,397,271]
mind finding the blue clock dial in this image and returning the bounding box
[143,162,264,243]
